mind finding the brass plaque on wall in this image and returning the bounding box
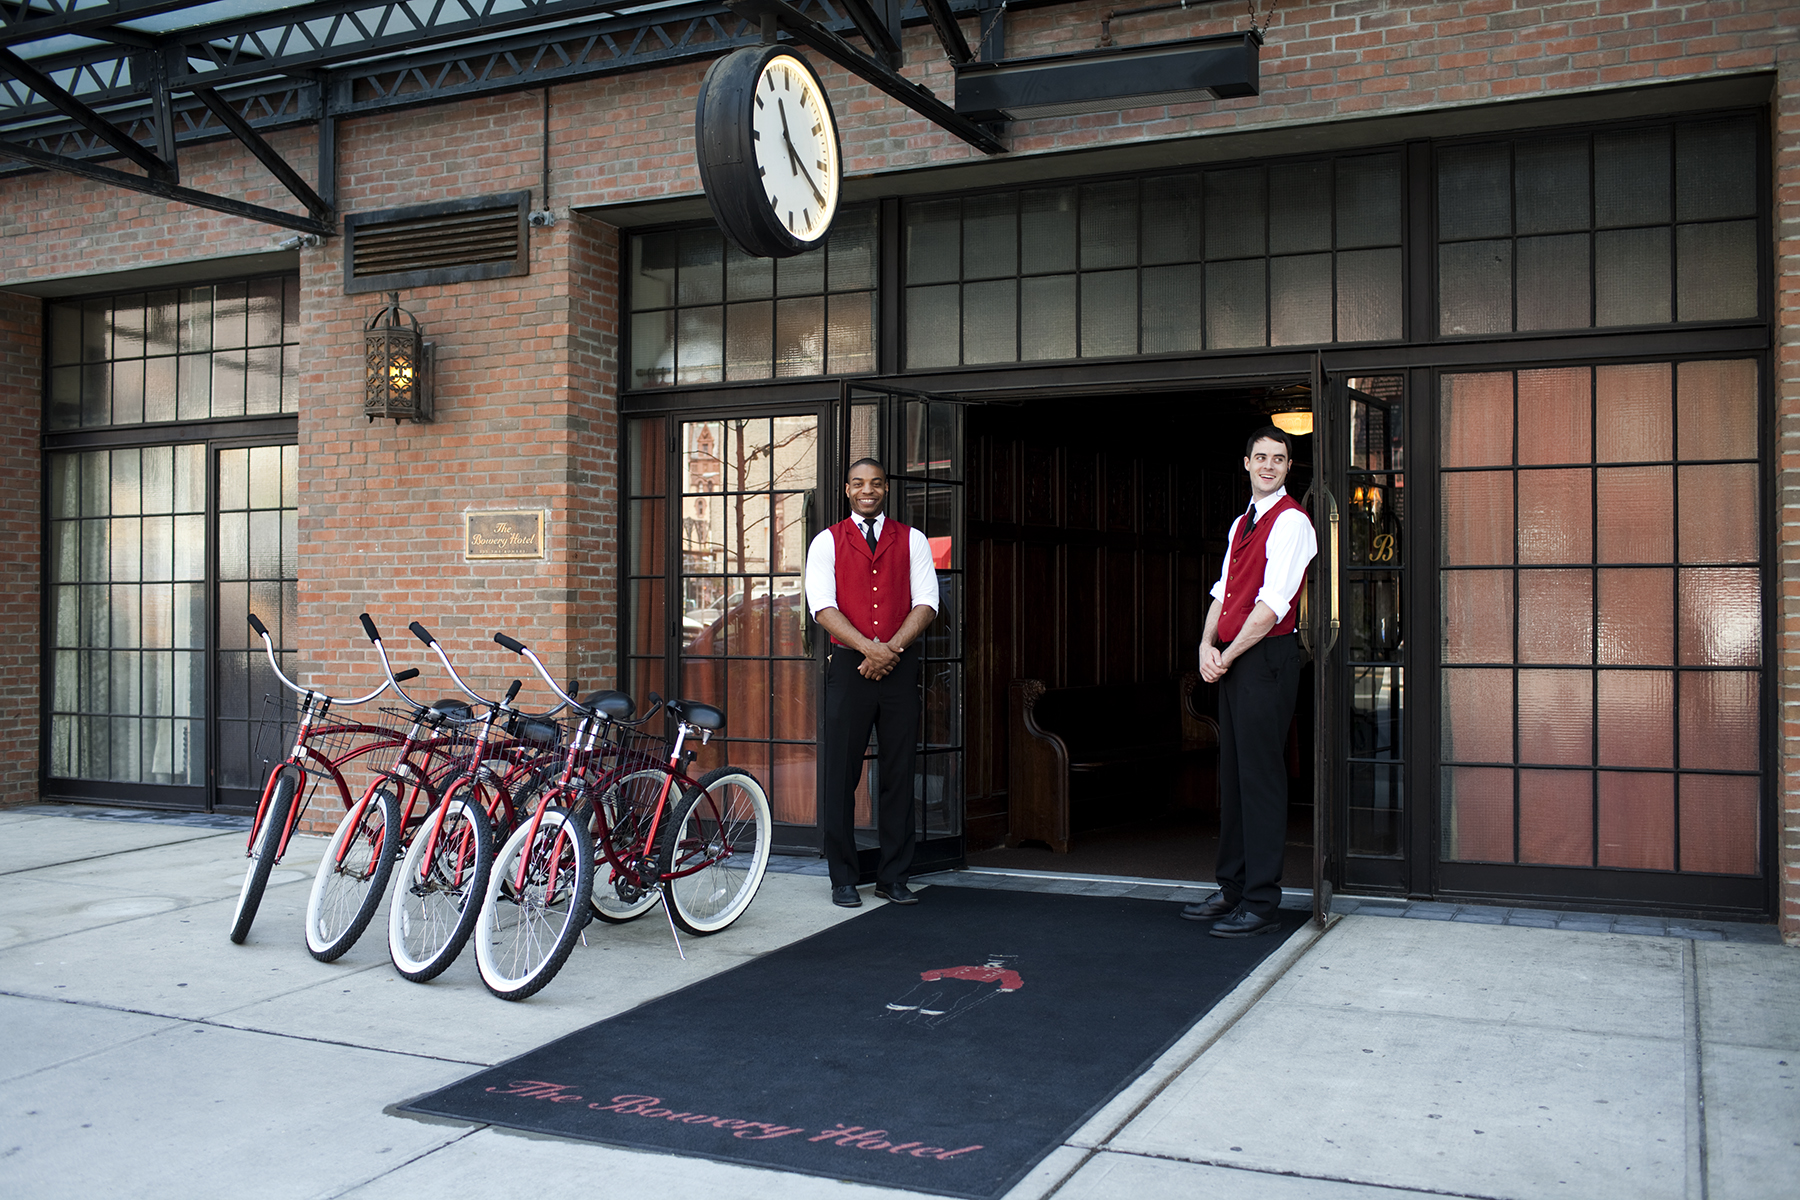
[465,510,545,559]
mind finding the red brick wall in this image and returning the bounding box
[0,293,41,808]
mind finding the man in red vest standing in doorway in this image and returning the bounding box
[1186,426,1318,937]
[805,458,940,908]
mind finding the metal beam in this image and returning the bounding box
[0,45,173,180]
[191,85,331,222]
[837,0,901,64]
[724,0,1004,153]
[917,0,971,63]
[0,134,333,232]
[0,0,203,49]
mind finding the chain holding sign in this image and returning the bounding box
[465,510,546,560]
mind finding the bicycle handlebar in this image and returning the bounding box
[360,613,379,642]
[493,630,656,725]
[246,613,398,707]
[248,613,268,638]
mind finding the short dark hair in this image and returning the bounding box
[846,457,886,480]
[1244,426,1295,458]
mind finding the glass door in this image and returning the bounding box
[845,383,966,876]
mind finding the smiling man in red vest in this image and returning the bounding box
[805,458,940,908]
[1185,426,1318,938]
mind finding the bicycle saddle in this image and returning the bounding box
[584,689,635,720]
[666,699,726,731]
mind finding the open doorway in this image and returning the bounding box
[958,384,1317,889]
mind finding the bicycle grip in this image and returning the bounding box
[247,613,268,638]
[396,668,420,682]
[360,613,380,642]
[408,621,435,646]
[494,633,526,654]
[504,679,522,705]
[567,680,580,698]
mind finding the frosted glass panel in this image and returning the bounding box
[1677,463,1757,564]
[1139,265,1204,354]
[1021,188,1077,274]
[1204,167,1265,259]
[631,308,674,388]
[1204,259,1266,349]
[1517,368,1590,465]
[961,279,1017,364]
[1269,254,1332,346]
[1439,241,1511,335]
[1598,771,1674,869]
[1679,774,1759,875]
[1519,769,1591,866]
[725,301,773,381]
[1595,228,1671,327]
[1079,180,1138,270]
[1438,143,1511,239]
[1140,174,1201,265]
[1518,569,1592,664]
[1678,670,1758,771]
[1440,570,1512,661]
[1515,136,1589,235]
[1597,670,1673,767]
[676,307,723,384]
[1595,466,1673,563]
[677,230,724,305]
[826,291,875,374]
[1336,152,1402,248]
[1597,568,1674,665]
[1679,567,1760,667]
[964,192,1018,280]
[1676,117,1757,222]
[1595,126,1672,228]
[1440,373,1513,467]
[1676,359,1757,461]
[1676,221,1757,321]
[1020,275,1077,361]
[905,199,961,284]
[1442,669,1512,761]
[1441,766,1514,861]
[1516,234,1590,331]
[828,206,877,290]
[1336,248,1402,342]
[1440,472,1513,565]
[725,243,773,301]
[1268,162,1331,254]
[774,296,824,377]
[1517,469,1591,564]
[905,285,960,369]
[1080,270,1138,357]
[1596,363,1672,461]
[1518,669,1592,765]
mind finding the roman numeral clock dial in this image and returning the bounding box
[695,45,843,260]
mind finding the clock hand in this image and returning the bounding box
[776,97,829,206]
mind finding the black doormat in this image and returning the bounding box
[399,887,1307,1199]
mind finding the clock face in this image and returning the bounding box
[749,53,840,245]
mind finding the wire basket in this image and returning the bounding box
[250,694,407,806]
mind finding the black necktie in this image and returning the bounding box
[1239,503,1257,543]
[863,517,878,553]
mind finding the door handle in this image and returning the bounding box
[802,488,816,661]
[1325,485,1341,658]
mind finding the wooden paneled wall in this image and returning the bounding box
[962,399,1262,850]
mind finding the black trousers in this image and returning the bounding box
[1214,633,1303,919]
[821,645,921,888]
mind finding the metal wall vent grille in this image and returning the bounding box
[343,191,529,294]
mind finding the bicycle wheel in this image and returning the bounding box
[304,780,401,963]
[658,766,772,935]
[587,768,672,923]
[475,806,594,1001]
[230,768,298,944]
[387,790,494,982]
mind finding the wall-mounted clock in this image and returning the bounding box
[696,44,842,259]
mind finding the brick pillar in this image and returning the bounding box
[565,213,623,690]
[0,292,41,808]
[1776,48,1800,946]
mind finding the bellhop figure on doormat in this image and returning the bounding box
[880,953,1023,1027]
[1189,426,1318,938]
[805,458,940,907]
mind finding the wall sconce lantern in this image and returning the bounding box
[364,292,433,423]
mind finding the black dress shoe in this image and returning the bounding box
[832,885,862,908]
[1180,891,1237,922]
[873,881,919,905]
[1210,908,1280,938]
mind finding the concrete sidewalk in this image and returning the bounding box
[1,805,1794,1200]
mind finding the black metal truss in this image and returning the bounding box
[0,0,1003,172]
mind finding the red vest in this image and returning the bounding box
[1218,494,1309,643]
[830,516,914,646]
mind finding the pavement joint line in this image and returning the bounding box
[0,827,238,878]
[323,1124,486,1199]
[1685,939,1712,1200]
[1098,1147,1519,1200]
[0,988,491,1069]
[1037,1144,1104,1200]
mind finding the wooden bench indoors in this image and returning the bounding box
[1007,673,1219,853]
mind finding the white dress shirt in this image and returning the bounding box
[805,511,941,621]
[1208,487,1318,623]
